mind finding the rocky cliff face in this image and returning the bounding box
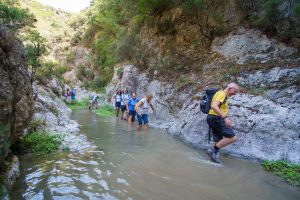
[106,27,300,164]
[0,26,33,198]
[0,26,33,165]
[32,80,95,152]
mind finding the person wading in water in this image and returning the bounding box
[121,88,130,121]
[114,89,122,117]
[135,93,155,131]
[206,83,240,163]
[127,92,140,125]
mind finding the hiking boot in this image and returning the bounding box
[207,147,221,164]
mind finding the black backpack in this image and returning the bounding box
[200,88,219,114]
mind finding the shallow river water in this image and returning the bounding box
[11,110,300,200]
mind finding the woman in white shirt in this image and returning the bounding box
[135,93,155,131]
[121,88,130,120]
[114,90,122,117]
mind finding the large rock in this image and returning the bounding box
[0,26,33,164]
[211,27,298,64]
[33,83,95,152]
[107,64,300,163]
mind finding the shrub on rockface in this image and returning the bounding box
[237,0,300,43]
[35,62,69,83]
[0,2,34,29]
[21,131,61,154]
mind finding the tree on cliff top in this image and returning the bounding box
[0,1,35,29]
[23,28,46,79]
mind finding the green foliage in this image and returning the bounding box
[82,0,181,86]
[54,65,68,76]
[294,4,300,15]
[222,65,241,81]
[0,3,34,28]
[246,86,268,96]
[35,62,68,82]
[95,104,115,117]
[67,98,89,110]
[134,0,176,16]
[23,29,47,77]
[0,184,8,200]
[237,0,299,42]
[183,0,228,42]
[262,0,283,29]
[116,68,124,78]
[174,75,197,91]
[21,131,61,154]
[28,118,45,133]
[66,51,75,64]
[76,65,95,81]
[262,160,300,186]
[82,77,106,92]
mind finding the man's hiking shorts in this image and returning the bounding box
[207,115,235,142]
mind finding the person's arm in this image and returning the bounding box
[211,100,233,128]
[135,101,143,115]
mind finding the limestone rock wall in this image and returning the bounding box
[211,27,298,64]
[0,26,33,165]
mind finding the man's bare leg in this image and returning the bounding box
[215,136,237,148]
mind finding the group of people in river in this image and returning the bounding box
[114,89,155,131]
[113,82,240,164]
[64,88,77,104]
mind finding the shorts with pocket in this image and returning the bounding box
[207,114,235,142]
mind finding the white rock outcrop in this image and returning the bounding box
[211,27,298,64]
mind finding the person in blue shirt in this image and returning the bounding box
[126,92,140,125]
[70,89,76,104]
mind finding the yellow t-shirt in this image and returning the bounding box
[208,90,228,116]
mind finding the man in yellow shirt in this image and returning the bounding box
[207,83,240,163]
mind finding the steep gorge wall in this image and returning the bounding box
[0,26,34,195]
[0,27,33,164]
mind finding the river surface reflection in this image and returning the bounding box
[11,110,300,199]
